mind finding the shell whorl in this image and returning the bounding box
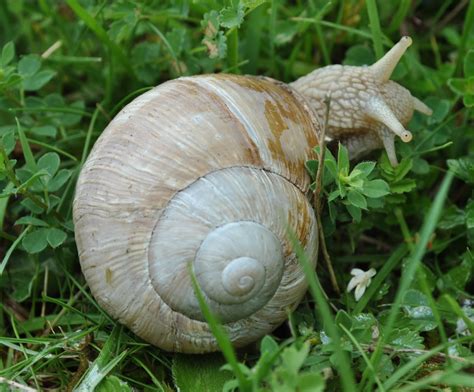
[73,74,319,353]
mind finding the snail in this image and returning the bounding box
[73,37,431,353]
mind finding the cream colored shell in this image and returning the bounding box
[73,74,320,353]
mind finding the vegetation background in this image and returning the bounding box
[0,0,473,390]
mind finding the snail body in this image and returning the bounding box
[73,37,431,353]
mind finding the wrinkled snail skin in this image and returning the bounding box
[73,37,431,353]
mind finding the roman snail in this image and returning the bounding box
[73,37,432,353]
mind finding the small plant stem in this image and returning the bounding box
[314,95,341,295]
[227,28,240,74]
[394,208,415,252]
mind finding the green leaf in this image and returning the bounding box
[23,69,56,91]
[447,157,474,184]
[172,354,232,392]
[47,228,67,248]
[343,45,375,66]
[297,372,325,392]
[2,131,16,155]
[411,157,430,175]
[389,328,424,349]
[8,257,36,302]
[390,178,417,194]
[347,190,367,209]
[305,160,318,178]
[22,228,49,254]
[464,49,474,77]
[1,41,15,67]
[353,161,375,177]
[220,3,245,29]
[241,0,268,9]
[346,204,361,222]
[464,93,474,107]
[201,10,220,38]
[48,169,72,192]
[444,258,471,290]
[260,335,279,354]
[281,343,310,375]
[447,78,467,95]
[337,143,349,176]
[361,179,390,198]
[96,375,132,392]
[37,152,60,177]
[425,97,451,124]
[31,125,57,138]
[466,199,474,229]
[15,216,48,227]
[438,205,465,229]
[274,21,299,46]
[18,54,41,76]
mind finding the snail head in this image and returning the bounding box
[291,36,432,166]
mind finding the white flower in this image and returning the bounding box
[347,268,376,301]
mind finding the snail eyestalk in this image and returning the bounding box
[371,36,412,82]
[413,96,433,115]
[365,96,413,142]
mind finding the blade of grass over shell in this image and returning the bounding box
[362,171,454,390]
[188,264,251,392]
[287,229,356,392]
[110,87,153,117]
[365,0,384,59]
[74,325,128,392]
[353,244,408,314]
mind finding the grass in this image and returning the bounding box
[0,0,473,391]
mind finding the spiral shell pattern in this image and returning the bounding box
[73,74,320,353]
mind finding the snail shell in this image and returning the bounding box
[73,74,320,353]
[74,37,432,353]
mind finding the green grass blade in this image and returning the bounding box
[362,171,455,389]
[0,226,30,275]
[456,0,474,74]
[383,336,474,389]
[73,325,128,391]
[188,264,251,392]
[339,324,385,391]
[365,0,384,59]
[288,229,356,391]
[16,118,37,172]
